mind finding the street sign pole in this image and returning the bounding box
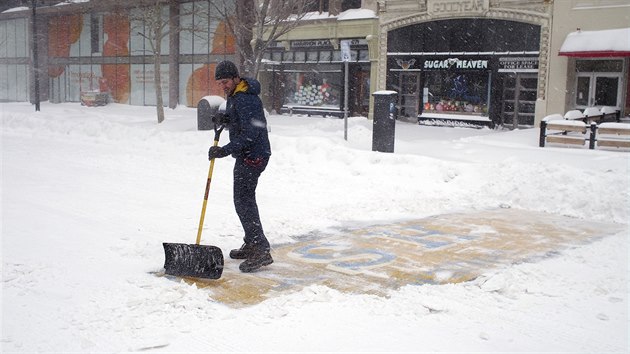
[341,40,350,141]
[31,0,40,111]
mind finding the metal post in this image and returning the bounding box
[344,60,348,141]
[589,122,597,150]
[340,39,351,141]
[31,0,40,111]
[539,121,547,147]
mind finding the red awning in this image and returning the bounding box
[559,27,630,58]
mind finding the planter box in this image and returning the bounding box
[80,91,109,107]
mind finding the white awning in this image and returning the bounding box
[559,27,630,57]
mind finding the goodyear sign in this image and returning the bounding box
[428,0,490,16]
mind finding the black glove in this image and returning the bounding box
[208,146,228,160]
[211,112,229,125]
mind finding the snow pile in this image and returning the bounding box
[1,102,628,352]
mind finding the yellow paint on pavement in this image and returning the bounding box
[174,209,624,307]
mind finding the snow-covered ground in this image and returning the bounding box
[2,102,628,353]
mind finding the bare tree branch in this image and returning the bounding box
[129,0,210,123]
[209,0,312,78]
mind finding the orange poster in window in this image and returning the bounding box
[101,13,130,103]
[186,20,236,107]
[47,15,82,78]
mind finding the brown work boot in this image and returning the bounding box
[229,243,254,260]
[239,249,273,273]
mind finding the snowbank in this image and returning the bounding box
[1,102,628,352]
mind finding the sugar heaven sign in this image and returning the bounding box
[424,57,489,70]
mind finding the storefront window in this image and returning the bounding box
[595,77,619,106]
[358,50,369,62]
[576,60,623,72]
[423,71,489,115]
[576,77,590,106]
[284,69,341,108]
[342,0,361,11]
[282,52,293,62]
[306,51,318,62]
[320,51,332,62]
[294,51,305,62]
[0,18,30,102]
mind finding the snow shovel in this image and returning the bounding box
[163,123,225,279]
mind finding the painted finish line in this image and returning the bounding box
[179,209,623,307]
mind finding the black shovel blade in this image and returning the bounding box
[163,242,224,279]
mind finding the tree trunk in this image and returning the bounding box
[235,0,255,76]
[154,9,165,124]
[155,53,165,124]
[168,1,179,109]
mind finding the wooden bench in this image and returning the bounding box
[595,123,630,149]
[539,119,589,148]
[281,106,345,118]
[582,107,603,124]
[599,107,621,123]
[564,107,621,124]
[540,119,630,150]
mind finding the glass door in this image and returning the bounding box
[594,76,620,107]
[574,59,624,110]
[501,74,537,129]
[575,73,621,109]
[350,67,370,117]
[398,72,421,120]
[576,75,591,107]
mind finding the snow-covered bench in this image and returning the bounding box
[540,115,630,150]
[595,122,630,149]
[563,107,621,124]
[539,115,590,148]
[281,105,345,118]
[598,106,621,123]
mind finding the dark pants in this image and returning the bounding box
[233,157,269,250]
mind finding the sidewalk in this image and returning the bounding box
[184,208,623,307]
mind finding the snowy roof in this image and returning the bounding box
[297,9,376,22]
[338,9,376,21]
[559,27,630,57]
[2,1,88,13]
[2,7,29,13]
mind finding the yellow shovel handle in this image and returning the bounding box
[195,138,219,245]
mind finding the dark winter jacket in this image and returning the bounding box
[222,78,271,160]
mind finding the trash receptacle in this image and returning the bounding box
[197,96,226,130]
[372,90,397,153]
